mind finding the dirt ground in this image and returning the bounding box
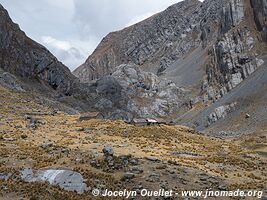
[0,86,266,199]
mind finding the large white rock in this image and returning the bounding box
[21,168,88,194]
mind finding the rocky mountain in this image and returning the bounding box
[0,4,101,116]
[0,3,131,116]
[0,2,266,199]
[0,4,77,95]
[0,3,93,113]
[1,0,266,132]
[0,3,186,120]
[1,85,266,199]
[73,0,203,82]
[74,0,267,134]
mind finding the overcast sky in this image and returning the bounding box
[0,0,185,71]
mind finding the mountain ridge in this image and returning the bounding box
[73,0,203,81]
[73,0,267,133]
[0,2,266,198]
[1,0,267,133]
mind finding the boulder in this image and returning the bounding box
[103,145,114,157]
[0,72,24,91]
[21,168,87,194]
[121,172,135,181]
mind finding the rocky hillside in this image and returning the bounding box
[0,85,266,199]
[74,0,250,82]
[0,2,266,199]
[73,0,203,82]
[1,0,266,131]
[74,0,267,133]
[0,4,185,120]
[0,4,77,95]
[0,3,95,113]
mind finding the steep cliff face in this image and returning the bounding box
[251,0,267,39]
[74,0,267,132]
[0,4,126,116]
[199,0,266,103]
[0,4,187,120]
[0,4,78,95]
[202,28,264,102]
[1,0,266,130]
[73,0,204,82]
[184,0,267,132]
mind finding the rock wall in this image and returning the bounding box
[0,4,77,95]
[111,64,186,118]
[201,28,264,102]
[74,0,204,82]
[221,0,245,33]
[207,102,237,126]
[197,0,266,104]
[251,0,267,39]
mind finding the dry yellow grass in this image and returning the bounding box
[0,86,266,199]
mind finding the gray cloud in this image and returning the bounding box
[73,0,180,38]
[0,0,183,70]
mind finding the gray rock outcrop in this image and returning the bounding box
[207,102,237,126]
[73,0,204,82]
[251,0,267,39]
[1,0,267,132]
[202,28,264,102]
[21,168,87,194]
[72,0,267,130]
[0,71,24,91]
[111,64,186,118]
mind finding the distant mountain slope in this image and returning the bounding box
[73,0,267,133]
[73,0,203,82]
[0,4,78,95]
[1,1,266,131]
[0,4,126,115]
[178,55,267,134]
[0,4,187,120]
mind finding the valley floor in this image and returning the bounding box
[0,86,266,199]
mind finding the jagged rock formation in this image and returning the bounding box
[201,28,264,102]
[251,0,267,39]
[0,4,124,116]
[74,0,267,132]
[111,64,186,118]
[0,3,187,120]
[0,4,77,95]
[73,0,203,81]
